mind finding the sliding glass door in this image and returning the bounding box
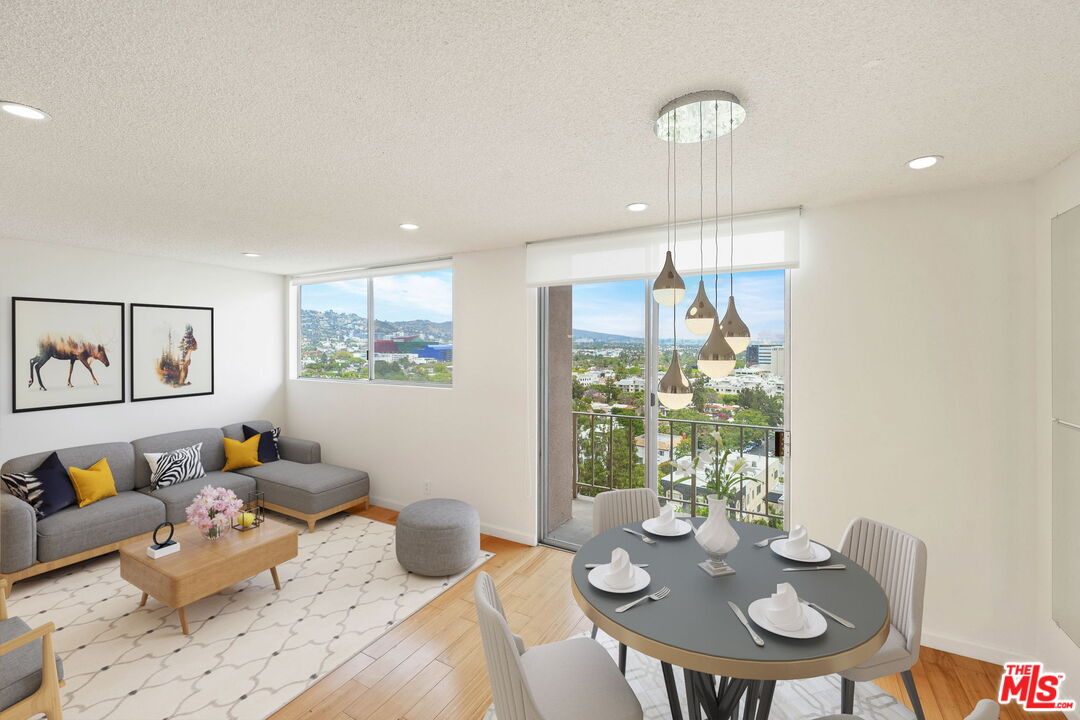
[539,270,788,550]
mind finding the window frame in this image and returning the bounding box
[293,260,453,388]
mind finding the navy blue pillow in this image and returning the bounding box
[33,452,77,518]
[242,425,280,464]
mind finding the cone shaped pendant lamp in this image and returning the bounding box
[685,120,716,335]
[699,316,736,378]
[685,280,716,335]
[657,347,693,409]
[719,296,750,354]
[653,250,685,306]
[718,95,750,357]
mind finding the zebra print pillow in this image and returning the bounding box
[151,443,206,489]
[1,471,44,512]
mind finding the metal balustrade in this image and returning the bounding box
[572,411,785,527]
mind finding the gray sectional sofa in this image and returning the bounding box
[0,421,369,591]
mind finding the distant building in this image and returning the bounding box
[616,376,647,392]
[417,344,453,362]
[770,347,786,378]
[747,343,783,366]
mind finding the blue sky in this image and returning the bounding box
[301,269,453,323]
[573,269,785,341]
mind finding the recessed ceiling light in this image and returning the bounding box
[399,223,420,230]
[242,252,261,257]
[907,155,942,170]
[0,102,50,121]
[626,203,649,212]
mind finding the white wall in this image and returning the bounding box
[792,185,1040,662]
[0,236,286,460]
[1035,147,1080,709]
[285,246,538,544]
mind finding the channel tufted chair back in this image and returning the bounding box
[474,572,538,720]
[837,517,928,719]
[592,488,661,536]
[840,516,927,657]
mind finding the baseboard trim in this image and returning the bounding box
[922,631,1033,666]
[369,495,537,546]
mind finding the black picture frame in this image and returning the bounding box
[12,296,126,413]
[130,303,215,402]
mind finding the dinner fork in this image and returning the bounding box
[754,534,787,547]
[615,586,670,613]
[621,528,657,544]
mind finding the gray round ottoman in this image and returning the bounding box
[396,498,480,576]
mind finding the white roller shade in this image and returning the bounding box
[289,258,450,286]
[525,207,799,287]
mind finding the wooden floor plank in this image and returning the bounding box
[269,505,1062,720]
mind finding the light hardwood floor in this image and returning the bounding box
[269,506,1060,720]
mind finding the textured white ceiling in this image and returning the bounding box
[2,1,1079,275]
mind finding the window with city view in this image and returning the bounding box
[298,267,453,385]
[570,269,785,530]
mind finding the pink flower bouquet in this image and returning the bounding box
[185,485,244,541]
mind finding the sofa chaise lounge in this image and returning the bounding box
[0,420,368,592]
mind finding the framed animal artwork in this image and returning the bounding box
[12,297,126,413]
[130,304,214,402]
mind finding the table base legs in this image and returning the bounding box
[134,566,284,636]
[660,662,683,720]
[684,671,776,720]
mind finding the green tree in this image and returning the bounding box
[572,378,585,400]
[736,387,784,426]
[601,377,619,403]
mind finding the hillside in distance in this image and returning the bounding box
[300,309,453,343]
[573,329,642,344]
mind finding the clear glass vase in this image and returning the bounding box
[202,523,232,541]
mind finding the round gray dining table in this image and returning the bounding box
[571,517,890,720]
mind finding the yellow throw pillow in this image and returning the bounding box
[222,436,262,472]
[68,458,118,508]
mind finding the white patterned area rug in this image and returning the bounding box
[8,513,492,720]
[487,630,915,720]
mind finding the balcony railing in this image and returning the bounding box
[572,411,785,528]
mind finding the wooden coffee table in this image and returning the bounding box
[119,517,299,634]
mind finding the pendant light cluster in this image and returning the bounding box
[652,91,751,409]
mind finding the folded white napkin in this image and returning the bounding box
[786,524,813,559]
[765,582,806,631]
[656,504,677,531]
[605,547,636,589]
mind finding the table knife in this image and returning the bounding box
[727,601,765,647]
[781,564,846,572]
[803,600,855,629]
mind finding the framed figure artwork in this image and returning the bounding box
[131,303,214,402]
[12,297,126,412]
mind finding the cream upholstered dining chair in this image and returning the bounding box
[0,580,64,720]
[474,571,642,720]
[837,517,928,720]
[592,487,661,536]
[589,487,662,671]
[818,698,999,720]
